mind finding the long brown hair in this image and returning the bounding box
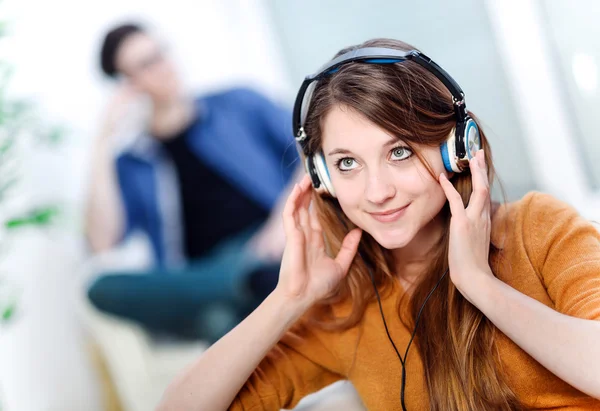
[303,38,523,411]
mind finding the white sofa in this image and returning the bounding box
[77,240,365,411]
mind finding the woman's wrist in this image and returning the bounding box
[456,269,499,311]
[268,288,314,326]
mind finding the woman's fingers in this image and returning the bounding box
[334,228,362,275]
[439,173,465,217]
[298,203,311,243]
[309,204,325,249]
[283,175,313,239]
[299,175,312,209]
[298,176,314,240]
[282,183,301,238]
[466,150,490,217]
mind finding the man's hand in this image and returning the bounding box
[247,205,287,263]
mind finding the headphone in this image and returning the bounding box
[293,47,482,197]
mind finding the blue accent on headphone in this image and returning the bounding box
[440,142,453,172]
[326,58,403,75]
[364,58,403,64]
[324,159,331,179]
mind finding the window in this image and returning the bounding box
[540,0,600,190]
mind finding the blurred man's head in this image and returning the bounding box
[100,23,182,102]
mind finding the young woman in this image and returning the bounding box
[157,38,600,411]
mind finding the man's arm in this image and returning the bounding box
[85,85,139,252]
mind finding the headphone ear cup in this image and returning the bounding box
[312,152,336,197]
[463,118,481,161]
[440,118,481,173]
[440,128,461,173]
[304,156,324,192]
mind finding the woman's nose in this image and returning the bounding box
[364,172,396,205]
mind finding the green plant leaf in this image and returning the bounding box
[2,303,15,322]
[47,126,64,144]
[37,124,66,146]
[0,62,13,89]
[5,206,59,229]
[0,136,14,154]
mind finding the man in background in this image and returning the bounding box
[85,23,299,341]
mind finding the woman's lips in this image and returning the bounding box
[368,204,410,223]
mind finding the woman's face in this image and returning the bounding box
[321,105,451,253]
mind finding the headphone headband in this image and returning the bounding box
[293,47,467,152]
[292,45,481,195]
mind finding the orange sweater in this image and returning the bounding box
[230,192,600,410]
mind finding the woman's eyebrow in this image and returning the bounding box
[383,135,404,147]
[327,148,353,156]
[327,136,401,157]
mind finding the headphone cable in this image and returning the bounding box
[332,207,448,409]
[367,266,449,411]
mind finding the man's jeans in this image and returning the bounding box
[86,229,279,342]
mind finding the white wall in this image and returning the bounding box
[485,0,600,219]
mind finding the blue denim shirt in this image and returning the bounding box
[115,87,298,267]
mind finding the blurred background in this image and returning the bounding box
[0,0,599,410]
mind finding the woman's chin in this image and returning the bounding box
[369,230,412,250]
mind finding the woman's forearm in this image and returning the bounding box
[471,273,600,399]
[156,291,310,411]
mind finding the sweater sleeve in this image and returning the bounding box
[524,192,600,320]
[228,321,346,411]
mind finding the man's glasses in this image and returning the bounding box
[123,47,168,77]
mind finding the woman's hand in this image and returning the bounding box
[275,175,362,308]
[438,149,494,302]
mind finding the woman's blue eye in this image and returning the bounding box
[338,158,357,171]
[391,146,412,161]
[335,146,412,172]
